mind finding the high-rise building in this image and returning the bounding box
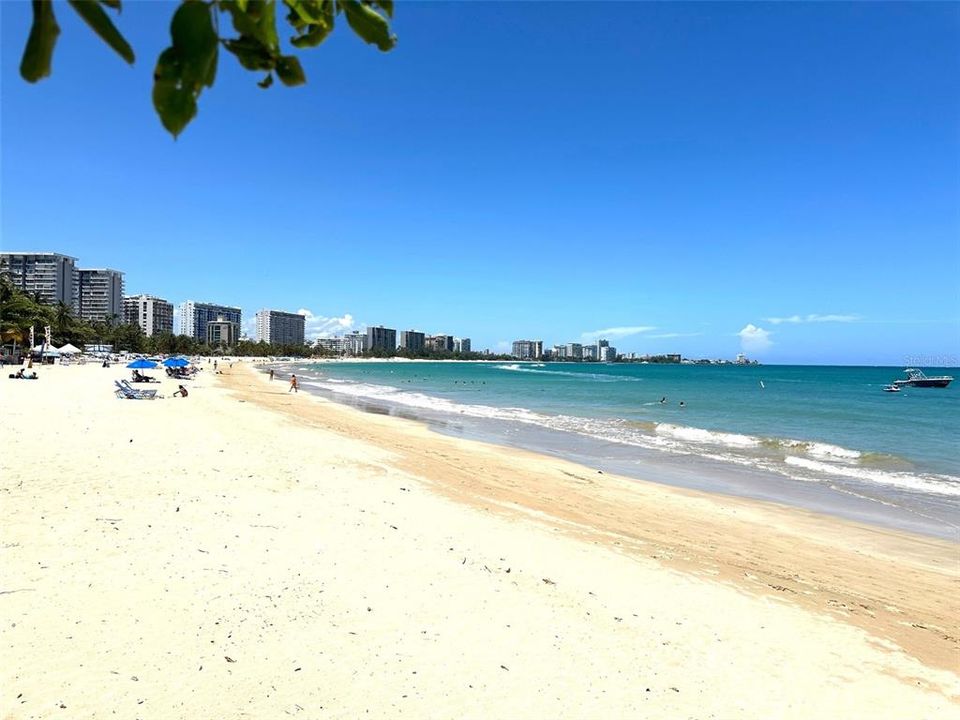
[344,331,368,355]
[399,330,425,352]
[599,345,617,362]
[123,294,174,336]
[511,339,543,360]
[454,337,471,353]
[366,325,396,352]
[427,334,454,352]
[581,345,597,361]
[177,301,242,342]
[1,252,79,310]
[255,309,306,345]
[206,316,239,348]
[78,268,125,323]
[565,343,583,360]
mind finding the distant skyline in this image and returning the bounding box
[2,2,958,365]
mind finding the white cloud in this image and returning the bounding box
[767,313,860,325]
[738,324,773,353]
[580,326,656,342]
[297,309,355,339]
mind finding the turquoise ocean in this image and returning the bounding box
[279,361,959,540]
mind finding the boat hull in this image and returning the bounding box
[892,378,952,388]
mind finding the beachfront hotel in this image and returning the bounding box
[122,294,174,337]
[454,337,471,353]
[77,268,125,323]
[254,309,306,346]
[0,251,80,310]
[177,301,242,342]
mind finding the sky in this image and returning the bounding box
[2,1,958,364]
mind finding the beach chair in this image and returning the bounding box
[114,380,158,400]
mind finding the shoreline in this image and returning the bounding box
[235,364,959,673]
[2,361,957,717]
[273,361,960,541]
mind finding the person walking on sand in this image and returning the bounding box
[289,374,298,393]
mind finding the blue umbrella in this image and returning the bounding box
[162,357,190,368]
[127,358,158,369]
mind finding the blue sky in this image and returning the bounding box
[2,1,958,364]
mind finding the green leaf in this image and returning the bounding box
[67,0,134,64]
[258,73,274,89]
[220,0,279,52]
[257,0,280,51]
[370,0,392,19]
[152,49,197,138]
[224,36,275,71]
[290,21,333,48]
[339,0,395,51]
[286,0,334,47]
[99,0,121,9]
[20,0,60,83]
[275,55,306,86]
[170,0,218,88]
[151,2,220,137]
[284,0,323,25]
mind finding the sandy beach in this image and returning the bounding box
[1,361,957,719]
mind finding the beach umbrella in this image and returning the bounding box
[162,357,189,368]
[127,358,158,369]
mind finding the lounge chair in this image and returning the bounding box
[114,380,158,400]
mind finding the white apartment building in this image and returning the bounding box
[316,336,348,355]
[123,294,174,336]
[344,331,368,355]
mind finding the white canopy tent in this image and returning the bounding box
[57,343,81,354]
[31,345,60,356]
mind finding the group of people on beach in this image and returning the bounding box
[9,368,38,380]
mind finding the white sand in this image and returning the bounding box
[1,361,957,718]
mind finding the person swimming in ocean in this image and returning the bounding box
[659,397,666,404]
[679,401,685,408]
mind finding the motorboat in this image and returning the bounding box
[891,368,953,389]
[881,385,900,393]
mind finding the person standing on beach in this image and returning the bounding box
[289,374,298,393]
[269,369,275,381]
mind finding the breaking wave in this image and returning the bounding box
[300,376,960,500]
